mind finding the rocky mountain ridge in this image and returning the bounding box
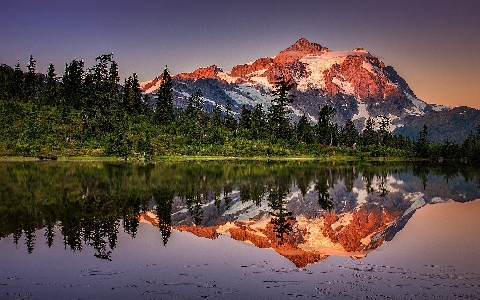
[140,38,474,138]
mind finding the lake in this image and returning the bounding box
[1,160,479,299]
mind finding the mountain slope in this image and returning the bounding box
[394,106,480,143]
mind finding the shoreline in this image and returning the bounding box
[0,155,418,163]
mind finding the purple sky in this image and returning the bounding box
[1,0,479,108]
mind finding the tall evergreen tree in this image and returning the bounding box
[268,77,295,140]
[223,98,237,132]
[362,117,378,146]
[155,66,175,125]
[378,115,391,146]
[250,104,266,140]
[11,60,24,100]
[415,124,430,158]
[316,105,336,146]
[206,104,225,144]
[339,119,358,147]
[41,62,59,106]
[85,53,119,132]
[238,104,252,130]
[122,73,143,115]
[108,60,120,99]
[24,55,39,102]
[62,59,84,109]
[182,90,206,143]
[295,114,314,144]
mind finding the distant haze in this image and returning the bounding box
[1,0,479,108]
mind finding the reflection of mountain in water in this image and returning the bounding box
[1,161,479,267]
[140,168,452,267]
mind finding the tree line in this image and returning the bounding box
[1,54,480,162]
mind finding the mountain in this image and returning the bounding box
[393,106,480,143]
[141,38,476,138]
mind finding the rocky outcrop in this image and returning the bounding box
[139,73,164,94]
[226,220,326,268]
[322,208,402,251]
[323,56,404,99]
[263,60,308,85]
[273,38,329,65]
[229,225,271,248]
[174,225,219,240]
[230,38,327,85]
[175,65,223,81]
[275,246,328,268]
[230,57,273,78]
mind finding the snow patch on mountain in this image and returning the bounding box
[332,77,355,95]
[226,84,274,108]
[352,100,369,120]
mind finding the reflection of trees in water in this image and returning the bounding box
[412,164,429,190]
[377,172,389,197]
[315,169,334,211]
[267,180,294,244]
[185,190,203,226]
[2,161,480,257]
[154,188,174,246]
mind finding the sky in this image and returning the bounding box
[1,0,479,108]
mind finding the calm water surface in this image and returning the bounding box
[1,161,479,299]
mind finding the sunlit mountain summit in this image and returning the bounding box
[140,38,475,141]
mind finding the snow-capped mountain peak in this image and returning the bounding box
[141,38,451,132]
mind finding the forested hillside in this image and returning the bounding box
[1,54,480,162]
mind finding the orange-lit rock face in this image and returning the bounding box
[273,38,329,65]
[322,208,402,251]
[139,73,164,93]
[263,60,308,85]
[225,220,326,268]
[323,56,403,99]
[175,65,223,80]
[229,38,328,86]
[230,57,273,78]
[174,225,219,240]
[138,211,159,226]
[140,38,406,103]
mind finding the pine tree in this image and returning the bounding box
[415,124,429,158]
[11,60,24,100]
[24,55,39,102]
[362,117,378,146]
[62,59,84,109]
[41,62,60,106]
[268,77,295,140]
[339,119,358,147]
[122,73,142,114]
[316,105,336,146]
[223,98,237,132]
[238,104,252,130]
[206,104,225,144]
[108,60,119,99]
[155,66,175,125]
[85,53,119,132]
[250,104,267,140]
[378,115,391,146]
[295,114,314,144]
[182,90,206,143]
